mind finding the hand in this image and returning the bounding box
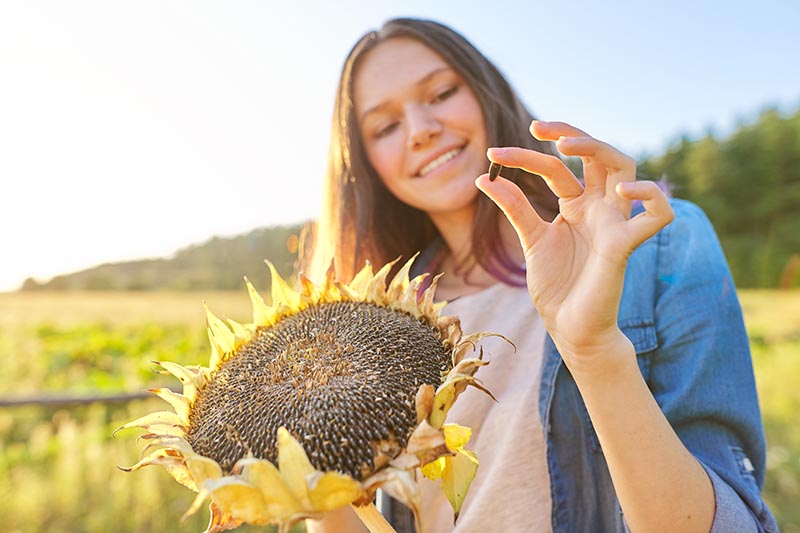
[476,121,674,373]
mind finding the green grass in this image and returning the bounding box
[0,290,797,531]
[0,292,266,532]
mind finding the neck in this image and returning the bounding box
[428,205,524,300]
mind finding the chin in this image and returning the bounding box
[422,190,480,216]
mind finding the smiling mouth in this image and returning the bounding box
[416,145,466,177]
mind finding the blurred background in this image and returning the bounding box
[1,1,798,531]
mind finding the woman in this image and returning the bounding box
[303,18,776,532]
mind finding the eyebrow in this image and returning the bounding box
[359,67,454,122]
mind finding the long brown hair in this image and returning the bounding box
[301,18,559,283]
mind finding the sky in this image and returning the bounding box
[1,0,798,292]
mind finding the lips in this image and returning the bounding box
[414,144,466,177]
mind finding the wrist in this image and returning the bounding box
[553,328,638,384]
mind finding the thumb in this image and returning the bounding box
[615,181,675,248]
[475,174,546,252]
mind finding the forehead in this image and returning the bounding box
[353,37,452,113]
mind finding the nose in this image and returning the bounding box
[405,104,442,149]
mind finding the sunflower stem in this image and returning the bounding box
[351,503,396,533]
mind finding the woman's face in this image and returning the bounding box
[353,37,488,219]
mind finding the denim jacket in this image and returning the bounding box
[540,199,777,532]
[390,199,777,532]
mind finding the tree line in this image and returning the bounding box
[21,225,303,293]
[21,104,799,291]
[638,105,800,288]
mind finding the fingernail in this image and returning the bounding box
[487,147,506,157]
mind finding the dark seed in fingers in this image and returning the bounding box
[489,162,503,181]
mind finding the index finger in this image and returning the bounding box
[530,120,591,141]
[487,146,584,200]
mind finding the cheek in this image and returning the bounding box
[366,140,405,186]
[452,93,487,145]
[466,107,487,144]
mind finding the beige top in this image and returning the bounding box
[419,282,552,532]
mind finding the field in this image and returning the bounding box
[0,290,798,532]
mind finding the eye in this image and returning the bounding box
[431,85,459,104]
[375,122,400,139]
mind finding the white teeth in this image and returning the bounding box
[418,148,462,176]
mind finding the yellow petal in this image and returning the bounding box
[185,455,223,484]
[429,382,456,429]
[421,457,445,480]
[365,259,395,303]
[458,375,496,401]
[138,434,193,460]
[121,450,204,493]
[183,487,210,521]
[131,436,196,490]
[277,427,314,508]
[237,459,303,521]
[206,329,224,372]
[333,280,360,301]
[155,361,205,401]
[148,388,191,421]
[386,253,417,303]
[443,424,472,452]
[421,273,444,317]
[113,410,184,436]
[128,423,186,438]
[429,372,494,429]
[245,276,275,326]
[267,260,300,310]
[349,261,374,295]
[451,356,489,377]
[205,304,235,355]
[204,478,271,525]
[226,318,251,348]
[299,274,321,301]
[321,261,342,302]
[306,471,363,511]
[203,501,244,533]
[435,372,496,420]
[166,463,198,492]
[441,448,479,519]
[403,273,429,318]
[453,332,510,365]
[118,449,184,472]
[439,316,462,352]
[131,439,196,491]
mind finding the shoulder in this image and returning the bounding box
[629,198,730,283]
[621,198,736,333]
[628,197,745,351]
[632,198,719,250]
[660,198,723,253]
[658,199,733,289]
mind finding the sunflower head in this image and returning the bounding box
[117,257,496,532]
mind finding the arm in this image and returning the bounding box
[643,200,775,531]
[560,205,720,531]
[566,334,716,532]
[478,120,769,531]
